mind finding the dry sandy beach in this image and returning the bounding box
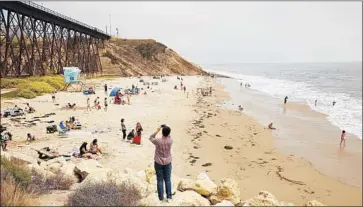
[1,75,362,206]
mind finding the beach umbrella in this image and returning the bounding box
[109,87,121,97]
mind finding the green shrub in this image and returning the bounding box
[1,156,31,185]
[41,76,65,90]
[0,78,26,89]
[1,75,63,99]
[16,89,37,99]
[18,81,55,95]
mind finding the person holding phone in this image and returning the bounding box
[149,124,173,202]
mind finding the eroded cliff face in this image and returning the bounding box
[99,38,207,76]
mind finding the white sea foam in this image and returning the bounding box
[209,69,362,139]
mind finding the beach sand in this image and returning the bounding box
[1,76,361,206]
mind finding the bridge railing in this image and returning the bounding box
[21,1,109,36]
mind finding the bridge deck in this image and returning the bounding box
[0,1,110,40]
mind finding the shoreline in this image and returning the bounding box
[173,76,361,205]
[216,76,362,189]
[1,75,361,205]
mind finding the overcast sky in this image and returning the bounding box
[39,1,362,65]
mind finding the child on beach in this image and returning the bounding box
[121,118,127,140]
[340,130,346,147]
[51,92,56,103]
[127,129,135,141]
[26,133,35,141]
[104,98,108,111]
[87,97,91,111]
[94,97,100,108]
[97,102,101,110]
[104,84,108,95]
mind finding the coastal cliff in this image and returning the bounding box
[100,38,207,76]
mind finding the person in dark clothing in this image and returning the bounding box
[79,142,95,159]
[333,101,336,106]
[183,86,186,93]
[284,96,288,104]
[121,118,127,140]
[127,129,135,141]
[104,84,108,95]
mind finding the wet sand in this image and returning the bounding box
[1,76,361,206]
[218,77,362,189]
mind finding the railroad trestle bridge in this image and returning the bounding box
[0,1,110,77]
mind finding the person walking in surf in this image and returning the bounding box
[340,130,346,147]
[284,96,288,104]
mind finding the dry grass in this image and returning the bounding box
[1,176,38,206]
[1,156,75,206]
[28,169,75,194]
[66,181,142,206]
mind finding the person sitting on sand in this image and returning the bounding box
[174,85,177,90]
[340,130,346,148]
[66,120,74,129]
[132,122,143,145]
[66,103,76,109]
[13,105,20,111]
[268,123,276,130]
[70,116,76,123]
[127,129,135,141]
[26,133,35,141]
[144,91,147,95]
[94,97,100,108]
[59,121,69,131]
[79,142,97,159]
[97,101,101,110]
[26,103,35,113]
[89,139,102,154]
[238,105,244,111]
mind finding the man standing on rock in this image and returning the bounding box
[149,125,173,203]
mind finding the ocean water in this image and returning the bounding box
[204,62,362,140]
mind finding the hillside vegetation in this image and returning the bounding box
[100,38,207,76]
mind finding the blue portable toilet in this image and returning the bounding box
[109,87,121,97]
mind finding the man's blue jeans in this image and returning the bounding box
[154,162,172,201]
